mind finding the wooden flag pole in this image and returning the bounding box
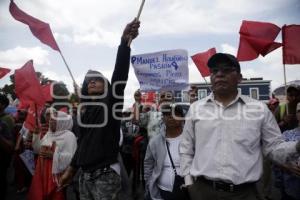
[283,63,289,114]
[202,76,212,93]
[127,0,146,46]
[283,64,287,91]
[59,51,77,87]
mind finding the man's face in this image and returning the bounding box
[160,92,173,103]
[87,78,104,95]
[210,63,242,95]
[189,90,197,103]
[134,91,141,102]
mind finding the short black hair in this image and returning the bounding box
[287,85,299,95]
[0,94,9,109]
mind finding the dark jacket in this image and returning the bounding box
[71,39,130,171]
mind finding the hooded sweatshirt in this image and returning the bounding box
[70,39,130,171]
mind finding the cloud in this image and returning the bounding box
[220,43,238,55]
[258,49,300,90]
[53,33,73,43]
[1,0,299,102]
[219,43,300,90]
[3,0,298,47]
[0,46,50,68]
[189,61,206,84]
[73,28,120,47]
[190,43,300,92]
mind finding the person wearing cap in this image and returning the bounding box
[275,85,300,132]
[179,53,300,200]
[132,89,143,124]
[144,104,188,200]
[278,102,300,200]
[58,19,140,200]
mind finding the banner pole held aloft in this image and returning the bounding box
[128,0,145,47]
[59,51,77,87]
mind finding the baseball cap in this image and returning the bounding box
[207,53,241,73]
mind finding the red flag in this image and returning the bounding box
[191,48,216,77]
[282,25,300,64]
[9,0,60,51]
[59,107,69,114]
[14,60,45,106]
[17,100,30,110]
[41,84,53,103]
[24,102,43,131]
[0,67,11,79]
[237,20,281,61]
[142,91,156,104]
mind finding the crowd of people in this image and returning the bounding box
[1,21,300,200]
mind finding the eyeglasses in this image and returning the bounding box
[209,67,237,74]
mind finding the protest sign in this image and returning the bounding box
[131,49,189,91]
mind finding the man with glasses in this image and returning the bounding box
[179,53,300,200]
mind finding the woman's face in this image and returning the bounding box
[49,112,57,132]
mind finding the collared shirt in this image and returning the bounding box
[179,92,298,185]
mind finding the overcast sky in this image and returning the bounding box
[0,0,300,108]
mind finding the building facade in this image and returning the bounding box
[174,78,271,103]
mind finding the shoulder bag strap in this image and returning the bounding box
[165,140,178,175]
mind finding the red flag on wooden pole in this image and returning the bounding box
[9,0,81,87]
[282,24,300,64]
[9,0,60,52]
[191,48,216,77]
[0,67,11,79]
[237,20,281,61]
[24,102,43,131]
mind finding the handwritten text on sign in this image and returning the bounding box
[131,49,189,91]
